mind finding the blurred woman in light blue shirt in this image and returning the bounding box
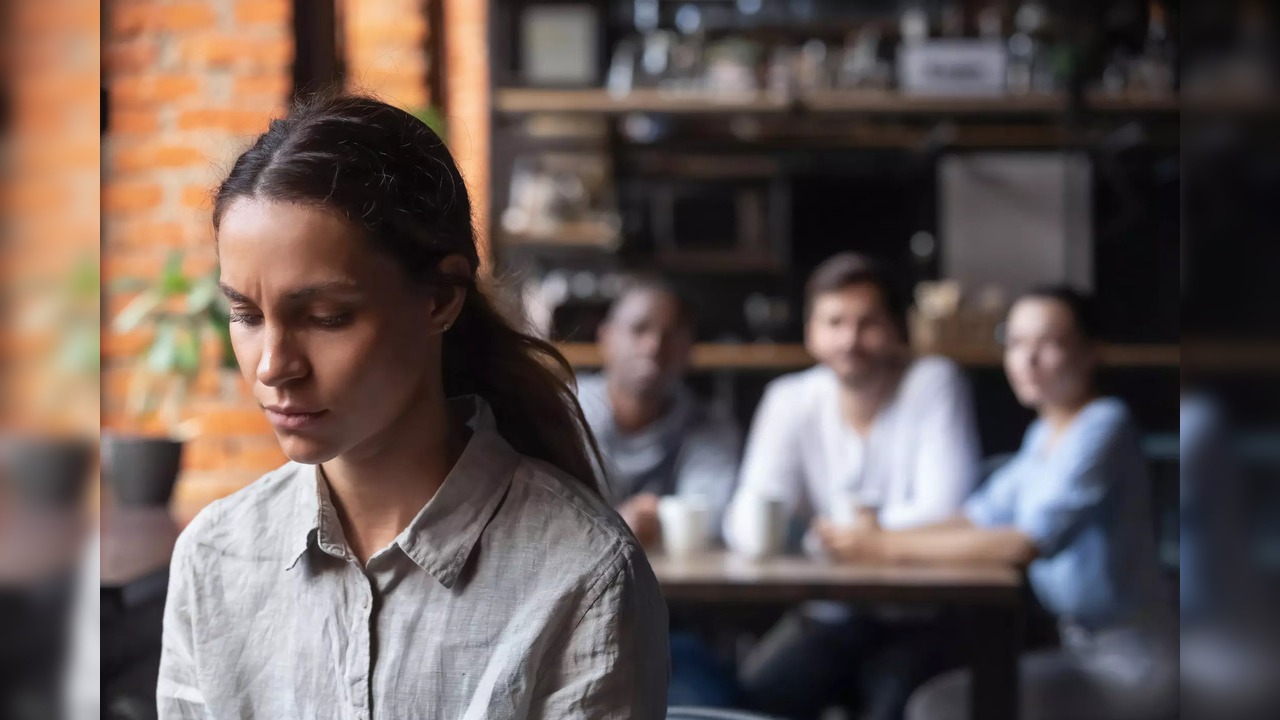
[815,287,1176,720]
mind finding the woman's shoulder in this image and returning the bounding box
[175,461,310,560]
[1073,397,1140,446]
[504,456,648,572]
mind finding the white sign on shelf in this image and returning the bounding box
[898,40,1007,96]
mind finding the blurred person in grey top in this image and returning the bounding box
[158,95,668,719]
[576,277,742,709]
[577,278,741,547]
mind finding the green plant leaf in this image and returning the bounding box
[108,277,150,293]
[56,322,100,374]
[114,289,163,332]
[412,106,448,139]
[206,303,238,369]
[186,272,218,313]
[158,250,191,297]
[176,326,201,376]
[70,257,100,297]
[146,321,179,374]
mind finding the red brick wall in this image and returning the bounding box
[342,0,431,108]
[442,0,490,267]
[103,0,295,516]
[103,1,475,519]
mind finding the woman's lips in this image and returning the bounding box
[263,407,329,430]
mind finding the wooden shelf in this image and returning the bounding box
[498,221,620,249]
[802,90,1066,114]
[1084,90,1180,113]
[495,88,790,115]
[556,342,1180,370]
[496,88,1181,117]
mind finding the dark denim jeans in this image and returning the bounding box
[669,630,742,708]
[740,609,958,720]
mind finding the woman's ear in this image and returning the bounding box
[433,254,471,332]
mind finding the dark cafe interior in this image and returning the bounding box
[3,1,1280,719]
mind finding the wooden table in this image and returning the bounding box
[650,552,1024,720]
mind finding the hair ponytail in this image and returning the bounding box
[441,283,603,490]
[213,92,603,493]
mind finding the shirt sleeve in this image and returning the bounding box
[964,458,1022,528]
[674,415,742,542]
[1018,404,1135,558]
[881,361,980,529]
[528,551,670,720]
[723,378,808,553]
[156,518,212,718]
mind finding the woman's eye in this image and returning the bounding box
[311,313,352,329]
[229,312,263,327]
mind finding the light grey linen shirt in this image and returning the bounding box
[158,396,669,720]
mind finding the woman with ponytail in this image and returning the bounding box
[157,95,668,719]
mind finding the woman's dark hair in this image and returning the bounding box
[1017,285,1101,342]
[212,93,603,493]
[804,252,910,341]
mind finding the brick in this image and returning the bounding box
[108,108,159,135]
[236,0,290,25]
[103,182,163,213]
[232,445,287,471]
[113,144,207,172]
[110,4,152,36]
[102,248,216,282]
[105,41,158,75]
[349,20,427,45]
[105,221,186,249]
[183,436,230,471]
[101,411,169,436]
[181,184,216,210]
[180,35,293,69]
[198,406,272,435]
[177,109,275,135]
[112,75,200,104]
[233,74,291,99]
[158,3,218,32]
[101,329,151,357]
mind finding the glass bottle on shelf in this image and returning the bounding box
[1007,0,1048,94]
[1132,1,1175,96]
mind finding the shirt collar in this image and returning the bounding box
[284,395,522,589]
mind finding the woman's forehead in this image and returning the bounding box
[217,199,397,293]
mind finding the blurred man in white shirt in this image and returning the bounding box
[726,253,980,720]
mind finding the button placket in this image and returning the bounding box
[345,562,375,718]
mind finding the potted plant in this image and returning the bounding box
[3,255,100,508]
[105,250,234,507]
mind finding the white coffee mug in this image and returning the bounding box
[831,491,881,530]
[830,490,864,528]
[735,494,786,560]
[658,495,710,559]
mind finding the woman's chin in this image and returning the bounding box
[275,435,340,466]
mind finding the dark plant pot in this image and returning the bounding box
[102,436,184,508]
[2,436,94,508]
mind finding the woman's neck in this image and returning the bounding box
[321,387,466,563]
[1041,392,1099,444]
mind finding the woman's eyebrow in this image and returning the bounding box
[218,283,252,304]
[217,281,362,304]
[282,281,362,301]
